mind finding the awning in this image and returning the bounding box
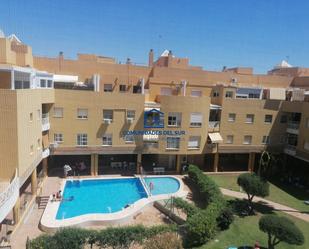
[143,134,159,142]
[210,104,222,110]
[208,133,223,143]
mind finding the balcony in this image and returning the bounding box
[208,121,220,132]
[284,144,297,156]
[42,148,50,159]
[286,121,300,135]
[0,170,19,222]
[42,113,50,131]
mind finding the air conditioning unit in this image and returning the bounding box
[104,119,112,124]
[127,117,134,123]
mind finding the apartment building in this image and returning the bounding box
[0,31,308,229]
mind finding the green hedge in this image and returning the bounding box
[187,164,224,206]
[28,225,175,249]
[179,165,234,248]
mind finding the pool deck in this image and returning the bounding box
[40,175,188,232]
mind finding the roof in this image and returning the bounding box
[160,49,175,57]
[274,60,292,69]
[145,108,164,114]
[0,29,5,38]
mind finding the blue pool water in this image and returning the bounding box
[56,178,147,219]
[56,177,180,219]
[145,177,180,196]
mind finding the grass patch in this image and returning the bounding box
[198,210,309,249]
[208,174,309,212]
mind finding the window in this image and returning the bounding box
[30,145,34,154]
[188,136,200,149]
[103,110,113,120]
[102,134,112,146]
[190,112,203,127]
[304,141,309,151]
[54,133,63,143]
[280,115,287,123]
[166,137,180,149]
[40,79,46,88]
[226,135,234,144]
[279,134,286,144]
[30,112,33,121]
[225,91,233,98]
[246,114,254,124]
[213,90,219,97]
[243,135,252,145]
[228,113,236,122]
[160,87,172,96]
[104,84,113,92]
[127,110,135,120]
[191,90,202,97]
[54,107,63,118]
[262,135,270,145]
[264,115,273,124]
[47,80,53,88]
[119,85,126,92]
[77,134,87,146]
[77,108,88,119]
[124,134,134,143]
[168,112,182,127]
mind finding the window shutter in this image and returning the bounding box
[190,113,202,123]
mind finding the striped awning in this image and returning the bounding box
[208,133,223,143]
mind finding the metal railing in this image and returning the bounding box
[285,144,297,151]
[42,113,49,125]
[0,170,19,222]
[287,121,300,130]
[208,121,220,128]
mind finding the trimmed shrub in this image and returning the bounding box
[173,197,199,217]
[237,173,269,214]
[143,232,183,249]
[259,214,304,249]
[29,225,175,249]
[187,165,224,206]
[184,209,218,248]
[216,205,234,230]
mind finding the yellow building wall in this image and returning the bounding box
[0,90,18,180]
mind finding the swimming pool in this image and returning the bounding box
[56,177,180,220]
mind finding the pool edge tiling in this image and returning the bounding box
[40,175,187,232]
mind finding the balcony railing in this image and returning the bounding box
[208,121,220,129]
[284,144,297,156]
[287,121,300,130]
[42,148,50,159]
[42,113,50,131]
[0,170,19,222]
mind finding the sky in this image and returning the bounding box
[0,0,309,73]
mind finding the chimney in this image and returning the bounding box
[148,49,154,67]
[58,51,64,71]
[167,50,173,67]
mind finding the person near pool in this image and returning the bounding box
[149,181,154,192]
[56,190,62,200]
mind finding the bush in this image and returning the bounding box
[173,197,199,217]
[237,173,269,214]
[187,165,224,207]
[216,205,234,230]
[143,232,183,249]
[29,225,175,249]
[184,209,217,248]
[259,214,304,249]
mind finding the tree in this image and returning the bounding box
[237,173,269,214]
[259,215,304,249]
